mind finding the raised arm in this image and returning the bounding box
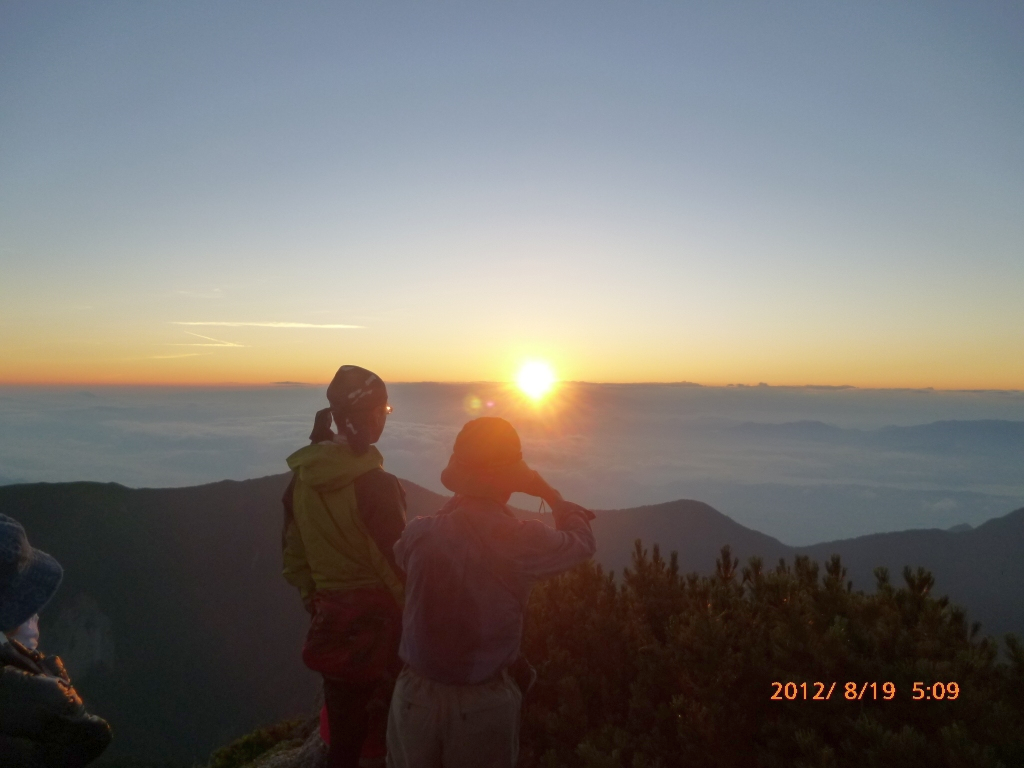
[509,499,596,581]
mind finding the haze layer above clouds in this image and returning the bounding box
[2,384,1022,545]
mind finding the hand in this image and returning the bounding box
[551,499,596,522]
[517,469,563,506]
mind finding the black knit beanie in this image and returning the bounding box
[307,365,388,450]
[326,365,388,413]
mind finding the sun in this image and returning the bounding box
[516,361,556,400]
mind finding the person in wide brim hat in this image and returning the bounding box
[388,416,596,768]
[0,514,112,766]
[0,514,62,635]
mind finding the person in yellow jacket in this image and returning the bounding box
[282,365,406,768]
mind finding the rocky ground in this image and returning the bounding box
[244,730,326,768]
[205,704,328,768]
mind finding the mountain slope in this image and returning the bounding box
[0,476,311,762]
[0,473,453,763]
[799,507,1024,638]
[589,499,791,576]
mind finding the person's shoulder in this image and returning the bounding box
[405,513,436,529]
[398,513,441,547]
[357,466,401,485]
[354,467,405,496]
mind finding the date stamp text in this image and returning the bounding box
[770,681,960,701]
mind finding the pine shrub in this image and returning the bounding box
[519,542,1024,768]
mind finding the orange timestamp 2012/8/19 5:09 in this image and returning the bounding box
[770,681,960,701]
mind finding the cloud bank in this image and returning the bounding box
[1,384,1022,544]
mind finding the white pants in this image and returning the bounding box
[386,665,521,768]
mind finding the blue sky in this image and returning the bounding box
[2,1,1022,386]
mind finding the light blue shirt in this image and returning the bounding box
[395,496,596,685]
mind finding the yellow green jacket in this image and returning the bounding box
[282,440,405,606]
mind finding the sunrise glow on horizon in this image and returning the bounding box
[1,4,1022,392]
[0,313,1022,390]
[1,325,1022,390]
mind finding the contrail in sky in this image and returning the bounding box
[173,321,363,328]
[143,352,213,359]
[169,332,246,347]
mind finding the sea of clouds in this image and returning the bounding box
[2,383,1023,545]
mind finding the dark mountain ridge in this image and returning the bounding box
[588,499,790,575]
[0,475,1021,763]
[591,498,1024,638]
[799,506,1024,640]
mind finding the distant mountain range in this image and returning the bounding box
[732,418,1024,455]
[1,475,1021,764]
[593,500,1024,641]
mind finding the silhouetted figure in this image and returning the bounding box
[0,514,111,767]
[282,366,406,768]
[386,417,596,768]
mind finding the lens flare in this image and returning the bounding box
[516,361,556,400]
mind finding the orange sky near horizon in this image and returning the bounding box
[2,323,1021,390]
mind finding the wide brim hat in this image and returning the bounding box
[440,417,550,499]
[0,514,63,633]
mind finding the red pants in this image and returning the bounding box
[305,589,401,768]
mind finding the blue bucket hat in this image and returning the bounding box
[0,514,63,634]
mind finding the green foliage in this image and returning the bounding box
[520,542,1024,768]
[205,717,311,768]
